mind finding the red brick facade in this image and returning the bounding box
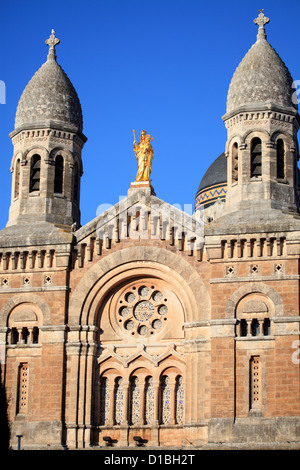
[1,14,300,450]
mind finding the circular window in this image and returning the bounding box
[125,292,135,303]
[116,283,169,337]
[134,301,155,321]
[152,290,163,302]
[119,306,129,317]
[138,325,148,336]
[124,320,134,331]
[139,286,150,298]
[152,319,162,329]
[158,305,168,315]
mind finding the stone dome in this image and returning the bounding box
[15,30,83,132]
[195,153,227,210]
[226,14,297,115]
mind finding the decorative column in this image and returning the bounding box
[153,380,160,425]
[27,327,33,345]
[120,380,129,447]
[258,319,264,336]
[265,141,277,182]
[151,379,160,447]
[82,331,98,446]
[246,320,252,337]
[65,327,82,449]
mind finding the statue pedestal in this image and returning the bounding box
[128,181,156,197]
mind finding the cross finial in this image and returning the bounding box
[254,9,270,40]
[45,29,60,61]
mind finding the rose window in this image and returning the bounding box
[118,283,168,337]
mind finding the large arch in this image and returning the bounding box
[68,246,210,327]
[0,293,52,325]
[225,282,284,319]
[66,246,210,448]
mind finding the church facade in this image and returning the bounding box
[1,13,300,450]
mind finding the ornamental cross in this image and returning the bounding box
[45,29,60,59]
[254,9,270,36]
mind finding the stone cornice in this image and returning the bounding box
[9,120,87,145]
[222,103,299,124]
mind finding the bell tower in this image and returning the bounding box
[7,30,87,230]
[222,11,300,216]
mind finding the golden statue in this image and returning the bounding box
[133,129,154,182]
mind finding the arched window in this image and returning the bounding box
[277,139,285,180]
[99,377,110,425]
[29,154,41,192]
[251,138,262,177]
[232,142,238,183]
[130,376,140,425]
[15,159,21,198]
[263,318,271,336]
[251,319,260,337]
[21,327,30,344]
[32,327,39,344]
[54,155,64,194]
[97,369,185,430]
[160,375,171,424]
[145,376,154,424]
[11,327,19,345]
[240,319,248,337]
[114,377,124,425]
[175,376,184,424]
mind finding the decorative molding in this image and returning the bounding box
[97,343,185,368]
[225,282,284,319]
[210,274,300,284]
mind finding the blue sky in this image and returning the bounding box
[1,0,300,229]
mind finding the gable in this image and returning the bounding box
[73,188,204,266]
